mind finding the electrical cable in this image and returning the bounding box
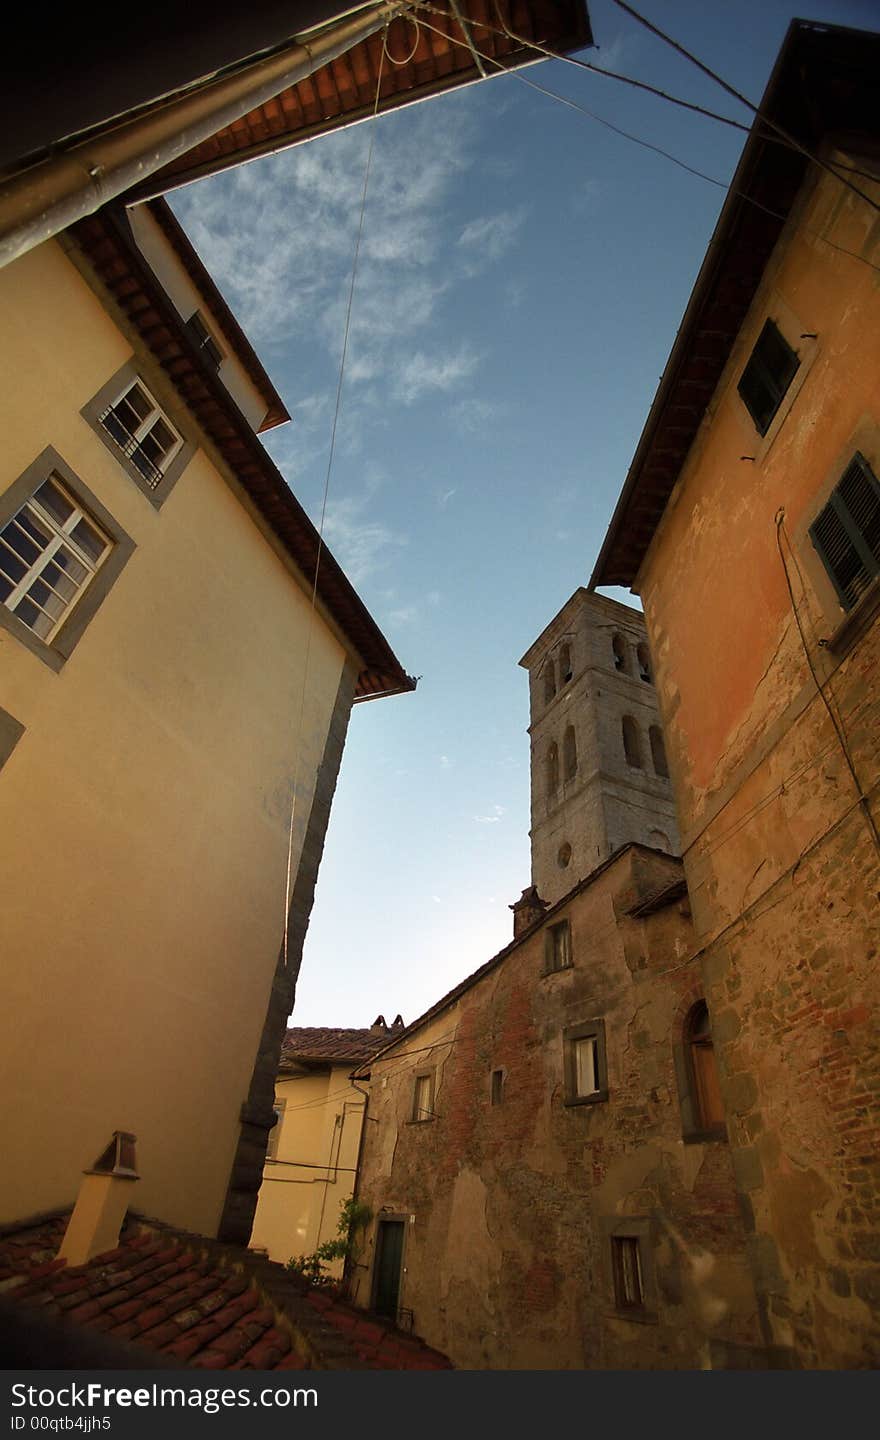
[608,0,880,215]
[775,510,880,858]
[411,6,880,277]
[281,29,388,971]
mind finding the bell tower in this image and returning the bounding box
[519,588,680,906]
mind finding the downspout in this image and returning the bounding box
[0,2,404,270]
[343,1074,372,1299]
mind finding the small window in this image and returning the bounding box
[686,1003,726,1135]
[563,724,577,781]
[622,715,643,769]
[737,319,799,436]
[186,311,223,369]
[412,1073,434,1122]
[98,378,183,491]
[0,474,111,643]
[557,841,572,869]
[649,725,669,779]
[636,643,652,683]
[612,1236,645,1311]
[612,633,629,673]
[563,1019,608,1106]
[558,642,572,684]
[490,1069,504,1106]
[546,741,559,796]
[266,1098,286,1160]
[543,659,556,704]
[545,920,572,974]
[809,452,880,611]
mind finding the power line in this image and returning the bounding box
[609,0,880,215]
[411,8,880,277]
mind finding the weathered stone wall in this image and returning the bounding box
[355,846,760,1369]
[636,157,880,1367]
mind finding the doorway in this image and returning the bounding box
[373,1218,404,1319]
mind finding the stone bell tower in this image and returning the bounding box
[518,587,680,907]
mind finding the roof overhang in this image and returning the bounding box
[590,20,880,593]
[2,2,592,196]
[68,203,414,701]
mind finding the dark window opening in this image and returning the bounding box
[563,724,577,781]
[612,633,629,673]
[490,1069,504,1106]
[649,725,669,778]
[637,643,652,683]
[545,920,572,974]
[559,642,572,683]
[809,451,880,611]
[622,715,642,769]
[737,319,799,436]
[612,1236,645,1310]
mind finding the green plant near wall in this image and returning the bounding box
[286,1196,372,1286]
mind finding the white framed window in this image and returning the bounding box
[563,1019,608,1106]
[412,1072,434,1122]
[0,475,111,642]
[98,377,183,491]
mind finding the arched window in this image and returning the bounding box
[649,725,669,778]
[648,829,670,852]
[547,742,559,796]
[637,643,652,683]
[683,1002,726,1136]
[543,659,556,705]
[563,725,577,781]
[612,634,629,673]
[621,715,642,769]
[559,642,572,684]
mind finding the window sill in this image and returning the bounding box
[826,574,880,657]
[564,1090,609,1108]
[541,963,573,979]
[406,1118,435,1126]
[608,1305,659,1326]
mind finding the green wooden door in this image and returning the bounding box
[374,1220,404,1319]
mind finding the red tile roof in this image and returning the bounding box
[280,1024,402,1069]
[0,1215,451,1371]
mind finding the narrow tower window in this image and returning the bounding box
[543,659,556,704]
[612,633,629,673]
[547,742,559,795]
[559,642,572,684]
[685,1002,726,1135]
[637,643,652,683]
[622,715,642,769]
[563,725,577,781]
[649,725,669,778]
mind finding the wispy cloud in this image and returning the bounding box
[394,345,479,404]
[474,805,506,824]
[318,493,407,586]
[447,396,501,435]
[457,207,526,264]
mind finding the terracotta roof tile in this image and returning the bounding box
[0,1215,451,1371]
[279,1025,401,1068]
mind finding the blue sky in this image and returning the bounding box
[170,0,878,1028]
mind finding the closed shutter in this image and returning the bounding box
[810,452,880,609]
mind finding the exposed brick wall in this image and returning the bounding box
[356,846,762,1369]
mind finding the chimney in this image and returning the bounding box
[57,1132,139,1267]
[509,885,548,939]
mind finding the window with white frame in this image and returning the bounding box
[98,378,183,491]
[0,475,111,642]
[563,1019,608,1106]
[412,1072,434,1122]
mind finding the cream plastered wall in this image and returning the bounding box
[126,204,268,433]
[0,237,349,1235]
[251,1067,367,1273]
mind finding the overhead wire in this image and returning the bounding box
[608,0,880,214]
[281,29,388,972]
[410,5,880,277]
